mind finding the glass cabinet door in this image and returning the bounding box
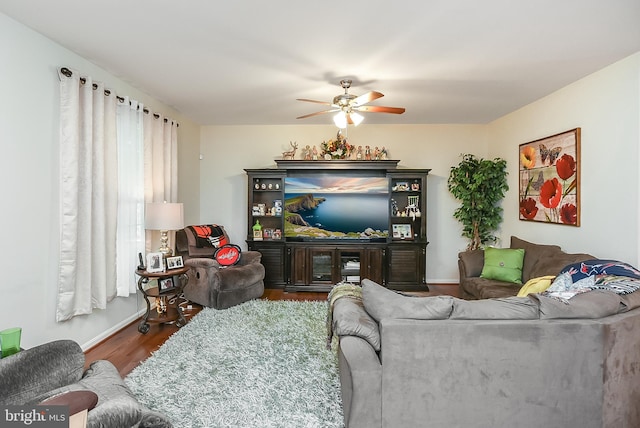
[310,249,334,283]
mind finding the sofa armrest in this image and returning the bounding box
[458,249,484,298]
[185,257,222,270]
[458,249,485,278]
[338,335,382,428]
[237,250,262,266]
[81,360,173,428]
[0,340,85,405]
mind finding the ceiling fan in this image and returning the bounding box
[296,79,405,128]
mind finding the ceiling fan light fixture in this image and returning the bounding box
[350,112,364,126]
[298,80,405,125]
[333,111,347,129]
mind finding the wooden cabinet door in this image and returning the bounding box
[290,247,308,285]
[387,244,425,286]
[248,242,286,287]
[364,248,385,284]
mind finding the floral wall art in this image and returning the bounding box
[519,128,580,226]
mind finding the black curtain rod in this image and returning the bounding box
[59,67,179,126]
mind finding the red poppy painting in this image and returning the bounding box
[518,128,580,226]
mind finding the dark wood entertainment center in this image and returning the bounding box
[245,160,430,291]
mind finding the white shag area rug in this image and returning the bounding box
[125,300,344,428]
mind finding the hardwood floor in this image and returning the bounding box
[84,284,459,377]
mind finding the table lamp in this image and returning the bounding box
[145,202,184,258]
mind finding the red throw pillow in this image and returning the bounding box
[214,245,242,266]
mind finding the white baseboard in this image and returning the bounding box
[426,279,458,285]
[80,308,147,351]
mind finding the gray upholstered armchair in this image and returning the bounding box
[0,340,172,428]
[176,226,265,309]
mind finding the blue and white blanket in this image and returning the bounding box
[544,259,640,300]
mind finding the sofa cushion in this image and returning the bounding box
[450,296,539,319]
[362,279,453,321]
[510,236,561,280]
[480,247,525,284]
[461,277,522,299]
[620,290,640,312]
[530,290,623,319]
[528,252,595,280]
[332,297,381,351]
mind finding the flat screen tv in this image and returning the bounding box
[284,174,389,240]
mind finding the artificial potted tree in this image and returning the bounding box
[447,153,509,250]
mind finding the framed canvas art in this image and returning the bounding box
[518,128,580,226]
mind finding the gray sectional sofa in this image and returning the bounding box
[331,279,640,428]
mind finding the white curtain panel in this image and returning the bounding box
[144,114,179,252]
[57,69,118,321]
[116,97,145,296]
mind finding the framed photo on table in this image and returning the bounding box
[146,252,165,273]
[392,224,413,240]
[158,277,177,292]
[166,256,184,270]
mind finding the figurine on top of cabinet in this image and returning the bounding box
[303,145,312,160]
[282,141,298,160]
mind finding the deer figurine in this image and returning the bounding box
[282,141,298,160]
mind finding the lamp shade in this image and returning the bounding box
[333,111,347,129]
[145,202,184,231]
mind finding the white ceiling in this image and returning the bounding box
[2,0,639,126]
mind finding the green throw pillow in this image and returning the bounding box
[480,247,525,284]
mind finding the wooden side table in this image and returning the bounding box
[135,266,189,334]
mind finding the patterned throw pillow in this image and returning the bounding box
[480,247,525,284]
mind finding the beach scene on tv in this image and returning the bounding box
[284,176,389,240]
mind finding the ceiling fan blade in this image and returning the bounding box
[356,105,406,114]
[297,98,332,105]
[296,109,339,119]
[346,113,354,125]
[353,91,384,106]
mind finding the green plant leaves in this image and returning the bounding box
[448,154,509,250]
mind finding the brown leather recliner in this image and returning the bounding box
[175,227,265,309]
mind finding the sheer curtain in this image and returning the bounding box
[144,113,179,252]
[57,69,118,321]
[116,97,145,296]
[57,68,179,319]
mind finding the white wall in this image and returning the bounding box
[199,124,489,282]
[0,12,200,349]
[489,52,640,264]
[200,52,640,284]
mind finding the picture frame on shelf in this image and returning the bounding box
[166,256,184,270]
[272,229,282,240]
[392,224,413,240]
[158,276,177,292]
[146,252,165,273]
[395,182,409,191]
